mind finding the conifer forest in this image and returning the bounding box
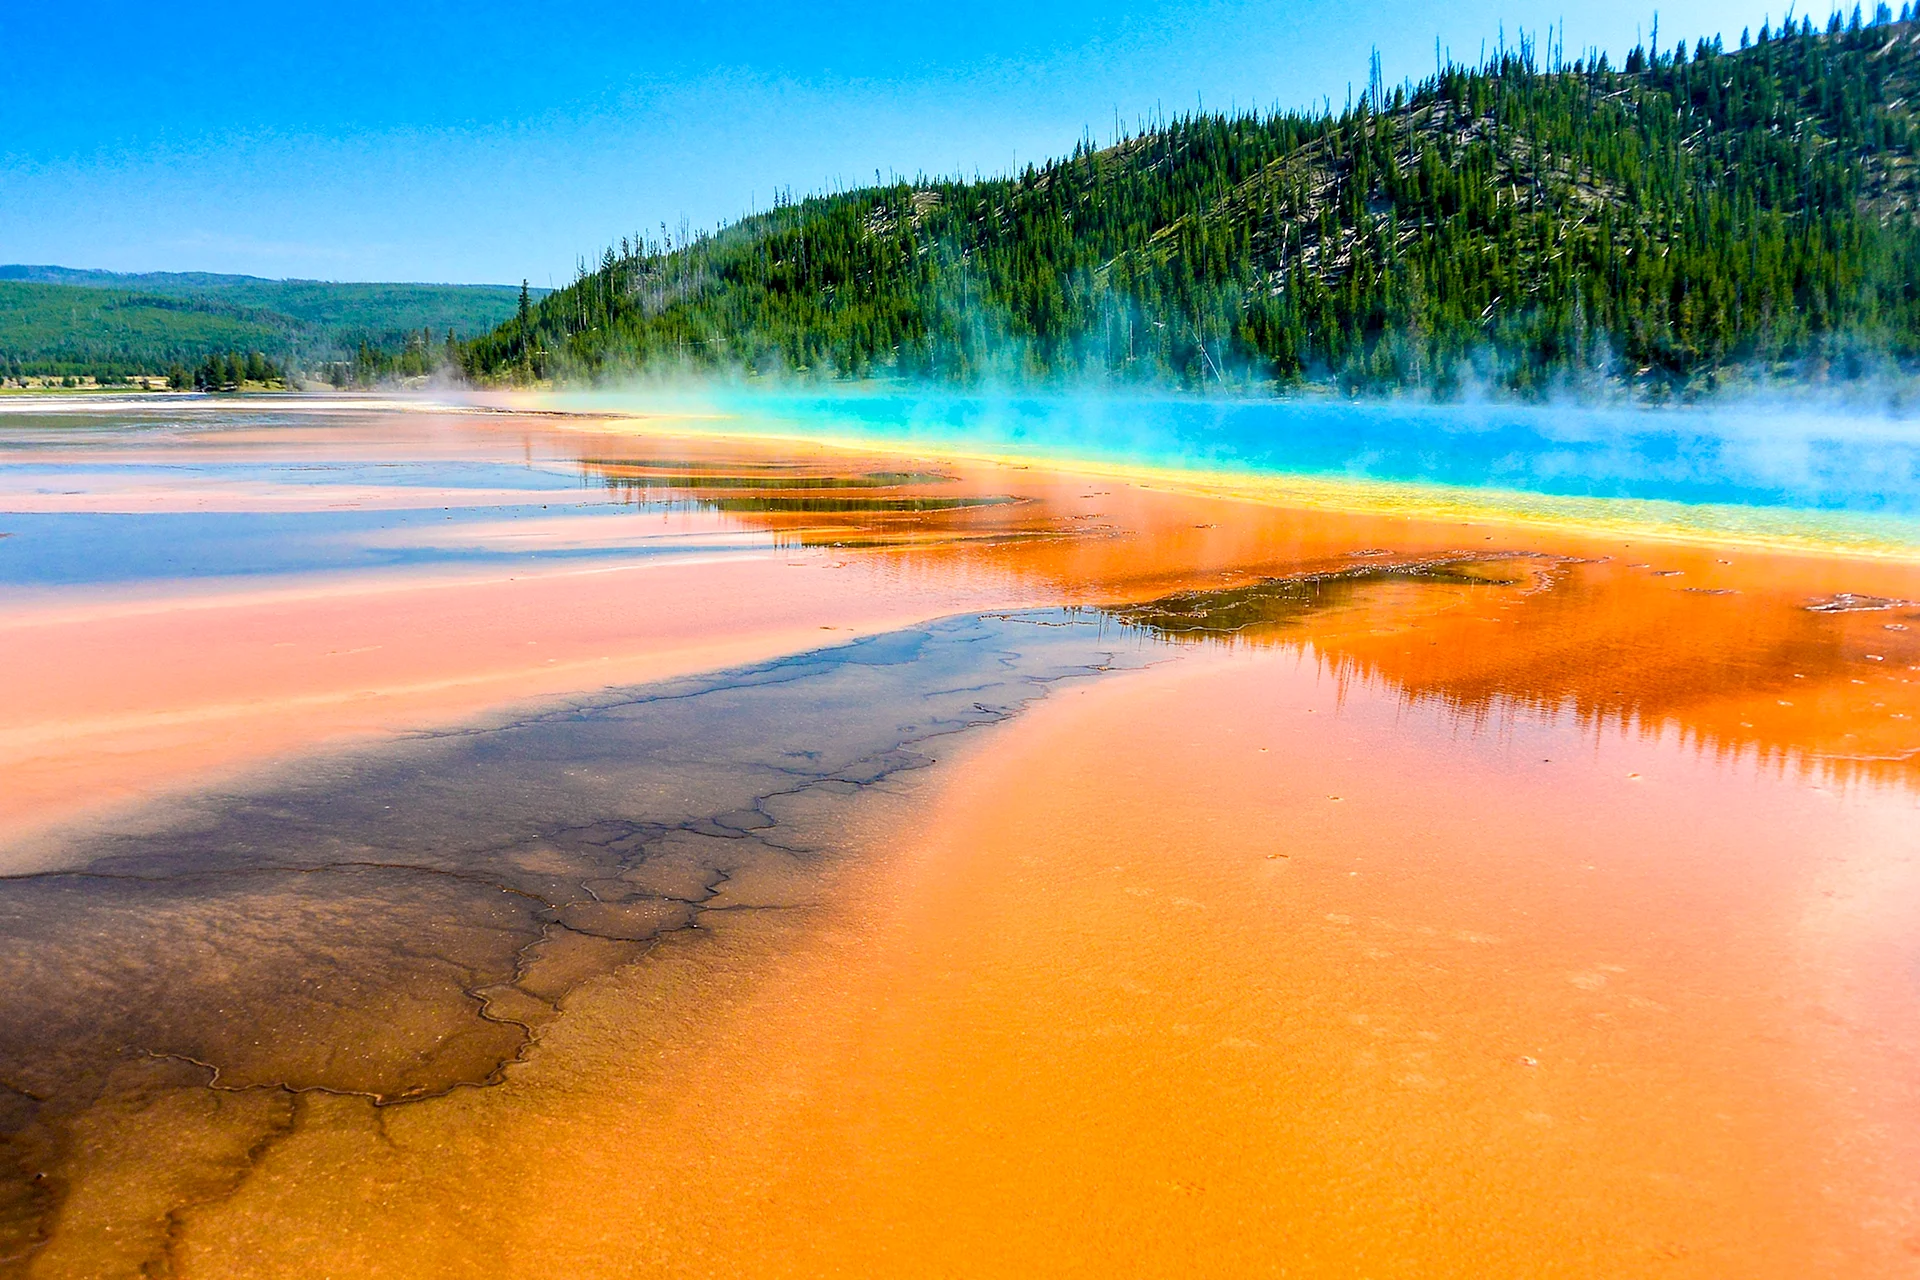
[463,9,1920,398]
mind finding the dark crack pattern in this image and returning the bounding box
[0,609,1150,1276]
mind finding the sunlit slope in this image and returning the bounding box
[0,281,289,375]
[467,15,1920,396]
[0,269,536,377]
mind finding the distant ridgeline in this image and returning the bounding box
[466,10,1920,398]
[0,267,537,385]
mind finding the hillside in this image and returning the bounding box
[464,10,1920,398]
[0,268,537,381]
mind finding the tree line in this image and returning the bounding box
[181,350,287,390]
[3,350,284,390]
[317,328,461,388]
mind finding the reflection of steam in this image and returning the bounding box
[353,511,783,554]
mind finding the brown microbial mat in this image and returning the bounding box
[0,613,1150,1272]
[2,400,1919,1278]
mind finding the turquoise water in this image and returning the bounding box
[605,390,1920,520]
[8,394,1920,590]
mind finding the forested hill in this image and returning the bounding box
[465,9,1920,398]
[0,269,535,382]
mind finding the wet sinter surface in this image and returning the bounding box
[1,396,1918,1277]
[0,612,1147,1272]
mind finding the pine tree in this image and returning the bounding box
[458,15,1920,399]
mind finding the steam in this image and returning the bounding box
[522,379,1920,525]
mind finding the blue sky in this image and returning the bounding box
[2,0,1795,284]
